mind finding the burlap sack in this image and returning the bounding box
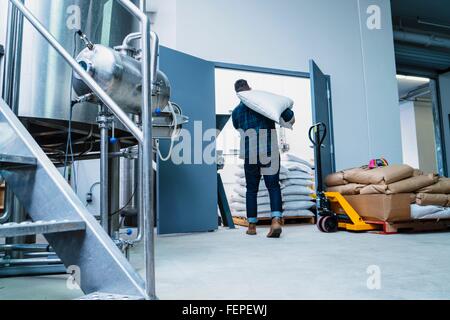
[360,185,388,195]
[344,164,414,185]
[386,174,438,194]
[327,184,366,195]
[416,193,448,207]
[413,169,424,177]
[418,178,450,194]
[325,172,348,187]
[410,193,417,204]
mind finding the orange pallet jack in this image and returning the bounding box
[309,123,379,233]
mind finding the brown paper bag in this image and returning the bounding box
[416,193,448,207]
[327,184,366,195]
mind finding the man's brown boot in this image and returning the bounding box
[247,223,257,236]
[267,218,283,238]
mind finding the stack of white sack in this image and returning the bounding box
[411,204,450,220]
[230,154,316,219]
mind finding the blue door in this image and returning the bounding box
[157,47,218,235]
[310,60,335,186]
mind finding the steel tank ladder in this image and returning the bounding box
[0,98,147,300]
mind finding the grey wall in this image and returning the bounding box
[152,0,402,170]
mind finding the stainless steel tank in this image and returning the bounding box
[73,44,171,114]
[16,0,137,126]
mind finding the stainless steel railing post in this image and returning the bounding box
[117,0,156,300]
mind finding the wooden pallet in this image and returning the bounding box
[232,216,315,227]
[365,219,450,235]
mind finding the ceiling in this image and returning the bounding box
[397,75,431,102]
[391,0,450,76]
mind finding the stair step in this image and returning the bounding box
[0,154,37,170]
[76,292,145,300]
[0,220,86,237]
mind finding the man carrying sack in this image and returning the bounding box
[232,79,296,238]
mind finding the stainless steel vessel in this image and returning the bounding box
[16,0,137,126]
[73,44,171,114]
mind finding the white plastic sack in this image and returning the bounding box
[410,204,450,220]
[284,171,312,180]
[282,185,314,196]
[282,161,313,174]
[235,171,288,180]
[236,177,286,190]
[283,179,314,187]
[237,90,294,123]
[231,202,272,213]
[231,194,272,206]
[410,204,442,219]
[283,195,313,202]
[284,201,315,211]
[233,186,268,198]
[281,154,314,169]
[283,210,315,218]
[237,163,289,174]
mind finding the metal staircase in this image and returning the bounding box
[0,98,147,299]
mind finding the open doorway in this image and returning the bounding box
[398,74,445,175]
[214,66,314,203]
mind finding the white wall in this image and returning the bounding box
[152,0,402,170]
[400,100,438,173]
[414,101,437,173]
[399,101,419,169]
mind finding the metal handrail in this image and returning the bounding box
[7,0,157,300]
[7,0,144,144]
[116,0,156,301]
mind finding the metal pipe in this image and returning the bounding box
[394,30,450,50]
[117,0,155,300]
[99,108,110,233]
[0,244,51,252]
[0,258,62,266]
[7,0,144,143]
[109,141,121,235]
[121,31,159,82]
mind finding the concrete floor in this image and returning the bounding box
[1,224,450,300]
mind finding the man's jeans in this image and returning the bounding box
[244,158,283,224]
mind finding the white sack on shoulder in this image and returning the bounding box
[237,90,294,123]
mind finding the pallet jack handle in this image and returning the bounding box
[309,122,327,194]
